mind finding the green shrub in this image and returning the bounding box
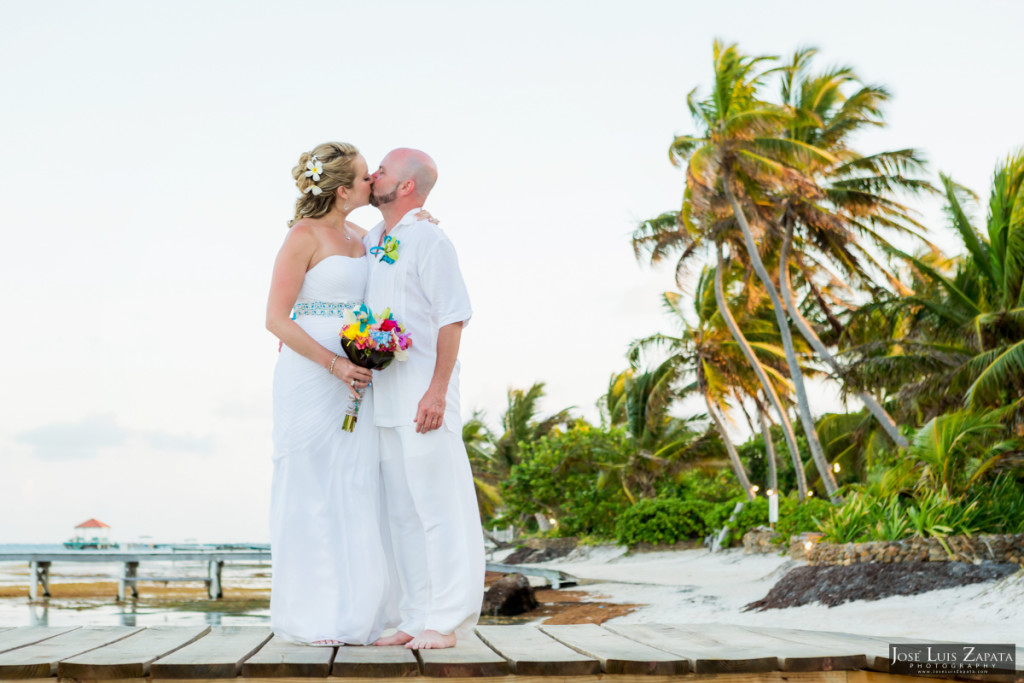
[774,497,835,541]
[968,474,1024,534]
[816,490,990,544]
[657,468,744,503]
[502,423,634,538]
[615,498,712,546]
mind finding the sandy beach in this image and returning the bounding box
[505,545,1024,642]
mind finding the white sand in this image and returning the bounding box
[513,546,1024,642]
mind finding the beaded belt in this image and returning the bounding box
[291,301,361,318]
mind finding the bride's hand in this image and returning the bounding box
[333,359,373,398]
[415,209,439,224]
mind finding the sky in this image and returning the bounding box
[1,0,1022,544]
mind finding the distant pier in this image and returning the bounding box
[0,550,270,600]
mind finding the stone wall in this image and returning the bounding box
[742,527,782,554]
[744,529,1024,565]
[802,533,1024,566]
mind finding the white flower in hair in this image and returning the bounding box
[305,156,323,181]
[304,183,323,196]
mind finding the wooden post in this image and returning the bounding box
[28,561,51,600]
[208,560,223,599]
[119,561,139,601]
[38,562,51,597]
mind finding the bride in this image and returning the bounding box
[265,142,402,645]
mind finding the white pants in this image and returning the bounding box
[379,425,485,636]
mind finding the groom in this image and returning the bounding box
[364,148,484,650]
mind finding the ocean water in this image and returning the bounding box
[0,543,271,627]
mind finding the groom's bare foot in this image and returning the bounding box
[405,630,456,649]
[373,631,413,646]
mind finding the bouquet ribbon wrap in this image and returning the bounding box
[339,305,411,432]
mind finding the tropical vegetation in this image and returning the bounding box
[464,40,1024,550]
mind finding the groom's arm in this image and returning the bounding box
[414,322,462,434]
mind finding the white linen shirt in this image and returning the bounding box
[363,208,472,432]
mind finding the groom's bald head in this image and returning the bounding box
[384,148,437,199]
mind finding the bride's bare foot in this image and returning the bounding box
[405,630,456,649]
[310,639,343,647]
[373,630,413,646]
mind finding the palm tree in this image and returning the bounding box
[494,382,574,473]
[844,151,1024,421]
[628,264,808,498]
[660,40,840,497]
[463,412,503,520]
[599,359,724,502]
[771,47,935,448]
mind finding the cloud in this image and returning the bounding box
[14,414,213,460]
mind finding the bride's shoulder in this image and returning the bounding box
[282,219,318,246]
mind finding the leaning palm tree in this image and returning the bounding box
[665,40,839,498]
[629,264,807,498]
[770,47,935,448]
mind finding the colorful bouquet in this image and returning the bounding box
[338,304,412,432]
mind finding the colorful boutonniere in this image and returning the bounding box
[370,235,399,264]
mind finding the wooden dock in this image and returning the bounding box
[0,551,271,600]
[0,625,1018,683]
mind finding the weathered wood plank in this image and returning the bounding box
[475,626,600,676]
[605,624,776,674]
[416,632,509,677]
[693,624,866,672]
[240,636,334,678]
[539,624,688,675]
[117,673,853,683]
[738,625,890,672]
[332,645,420,678]
[0,628,79,656]
[59,625,210,678]
[0,626,141,678]
[150,627,273,679]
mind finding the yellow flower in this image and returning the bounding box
[342,325,365,341]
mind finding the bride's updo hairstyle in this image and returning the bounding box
[288,142,360,227]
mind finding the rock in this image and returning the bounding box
[504,537,578,564]
[481,573,538,616]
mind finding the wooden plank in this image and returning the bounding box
[738,625,891,672]
[241,635,334,678]
[115,674,852,683]
[0,628,79,656]
[0,626,141,678]
[332,645,420,678]
[475,626,600,676]
[605,624,777,674]
[540,624,688,675]
[151,627,273,679]
[687,624,866,672]
[416,631,509,677]
[59,626,210,678]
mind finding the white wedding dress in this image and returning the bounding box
[270,254,397,644]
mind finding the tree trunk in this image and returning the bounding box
[704,392,755,501]
[756,399,779,495]
[723,178,839,501]
[779,221,909,449]
[714,241,808,500]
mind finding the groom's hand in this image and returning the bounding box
[414,387,446,434]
